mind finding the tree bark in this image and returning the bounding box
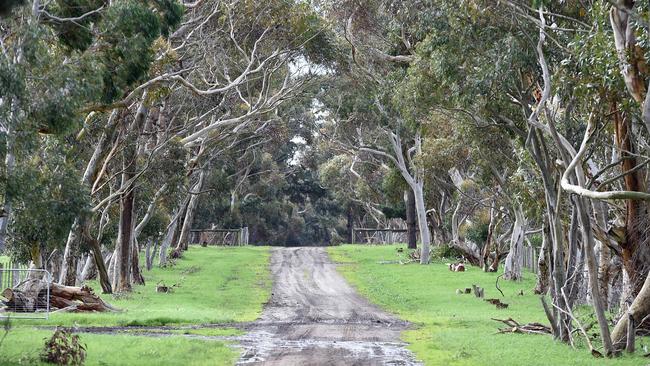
[131,237,144,285]
[59,110,121,286]
[114,137,137,291]
[534,217,551,294]
[575,196,615,355]
[412,181,431,264]
[174,170,205,253]
[59,221,81,286]
[346,204,354,244]
[159,199,188,266]
[612,104,649,296]
[503,204,525,281]
[0,100,17,253]
[405,189,417,249]
[2,280,119,313]
[482,205,496,271]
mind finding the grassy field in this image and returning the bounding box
[328,245,647,366]
[0,245,271,365]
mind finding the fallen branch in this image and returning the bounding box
[495,273,505,297]
[492,318,552,335]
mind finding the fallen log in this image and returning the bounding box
[1,279,120,313]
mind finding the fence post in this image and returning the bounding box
[0,263,3,290]
[11,262,16,287]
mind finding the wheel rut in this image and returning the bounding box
[235,247,421,366]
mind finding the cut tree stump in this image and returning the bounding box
[1,279,120,313]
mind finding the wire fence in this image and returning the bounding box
[0,267,52,319]
[0,262,28,289]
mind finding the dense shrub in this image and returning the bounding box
[431,244,464,260]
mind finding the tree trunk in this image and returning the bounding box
[174,170,205,253]
[503,204,525,281]
[159,200,188,266]
[114,149,136,293]
[131,238,144,285]
[59,221,81,286]
[405,189,417,249]
[534,217,551,294]
[2,280,119,313]
[346,204,354,244]
[612,104,649,296]
[79,255,94,283]
[85,230,112,294]
[48,250,62,284]
[59,110,121,286]
[482,205,496,271]
[610,272,650,349]
[575,197,615,355]
[412,181,431,264]
[0,99,18,253]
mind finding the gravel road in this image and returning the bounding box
[236,247,421,365]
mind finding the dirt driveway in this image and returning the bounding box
[236,247,421,365]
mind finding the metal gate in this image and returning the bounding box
[0,266,52,320]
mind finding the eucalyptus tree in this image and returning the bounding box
[373,0,618,351]
[314,0,440,262]
[0,0,182,294]
[152,0,331,260]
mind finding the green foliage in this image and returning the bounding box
[431,244,464,260]
[99,1,161,102]
[528,233,543,248]
[381,167,407,205]
[48,0,106,51]
[465,221,489,246]
[8,143,89,262]
[151,0,184,37]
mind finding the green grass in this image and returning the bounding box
[14,245,271,327]
[328,245,646,366]
[0,328,238,366]
[1,245,271,365]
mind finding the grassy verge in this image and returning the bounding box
[328,245,646,366]
[0,328,239,366]
[1,245,271,365]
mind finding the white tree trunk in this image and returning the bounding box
[412,181,431,264]
[0,98,18,252]
[175,170,205,251]
[503,204,526,281]
[59,110,120,285]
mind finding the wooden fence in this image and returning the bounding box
[522,245,539,274]
[189,227,249,246]
[351,228,415,245]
